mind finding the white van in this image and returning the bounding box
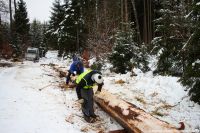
[25,47,39,61]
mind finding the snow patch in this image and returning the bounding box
[122,109,129,116]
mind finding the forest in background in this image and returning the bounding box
[0,0,200,104]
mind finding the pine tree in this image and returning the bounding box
[13,0,30,56]
[180,1,200,104]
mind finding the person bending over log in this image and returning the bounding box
[75,69,104,123]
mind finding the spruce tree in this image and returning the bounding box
[48,0,65,56]
[13,0,30,56]
[41,22,49,50]
[109,25,149,74]
[0,23,10,49]
[30,19,43,48]
[60,0,86,53]
[0,21,3,46]
[180,1,200,104]
[152,0,187,76]
[49,0,65,32]
[58,0,76,53]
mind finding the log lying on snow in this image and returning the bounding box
[94,89,181,133]
[51,66,181,133]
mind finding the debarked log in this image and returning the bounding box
[94,90,182,133]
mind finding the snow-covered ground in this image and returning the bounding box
[0,51,200,133]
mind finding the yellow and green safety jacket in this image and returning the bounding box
[76,69,102,89]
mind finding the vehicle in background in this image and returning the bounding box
[25,47,39,61]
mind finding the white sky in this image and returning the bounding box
[24,0,55,22]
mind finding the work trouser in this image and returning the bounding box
[81,88,95,117]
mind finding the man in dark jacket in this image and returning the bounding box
[75,69,104,123]
[66,58,84,85]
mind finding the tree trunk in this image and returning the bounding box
[124,0,128,31]
[144,0,152,46]
[0,14,1,25]
[143,0,147,45]
[103,0,107,30]
[96,0,99,32]
[94,90,182,133]
[121,0,124,30]
[131,0,142,44]
[9,0,12,32]
[149,0,152,45]
[14,0,17,13]
[148,0,152,46]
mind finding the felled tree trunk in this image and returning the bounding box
[94,90,181,133]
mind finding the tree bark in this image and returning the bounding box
[149,0,152,45]
[143,0,147,45]
[144,0,152,46]
[131,0,142,44]
[147,0,152,46]
[9,0,12,32]
[124,0,128,31]
[121,0,124,30]
[14,0,17,13]
[95,0,99,47]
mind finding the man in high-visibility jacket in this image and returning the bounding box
[75,69,104,123]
